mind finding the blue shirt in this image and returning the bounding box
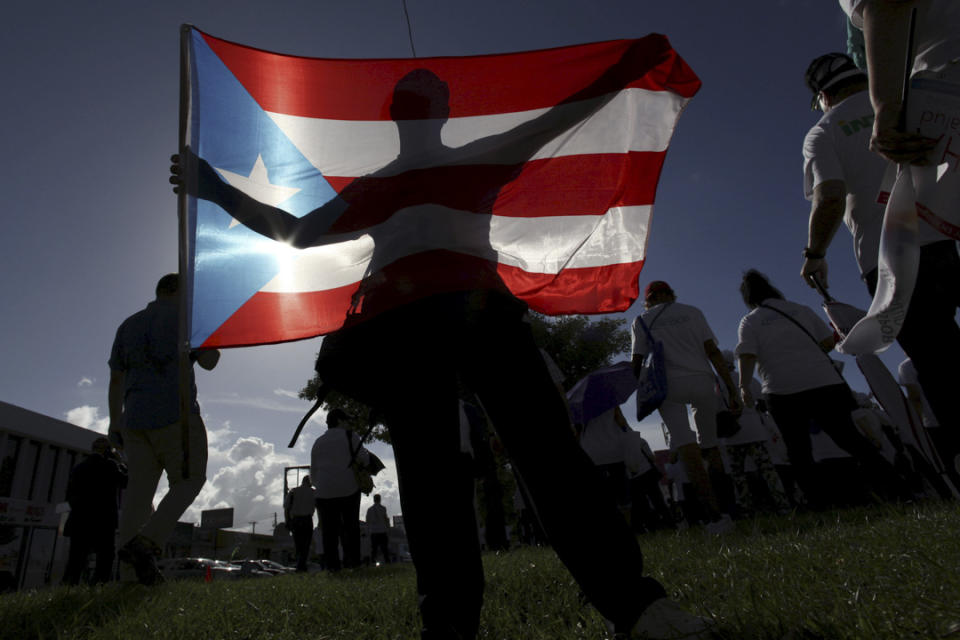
[109,299,199,429]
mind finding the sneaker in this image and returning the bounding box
[118,534,164,586]
[629,598,714,639]
[704,514,734,536]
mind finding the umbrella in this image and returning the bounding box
[566,361,636,425]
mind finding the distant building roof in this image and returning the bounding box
[0,400,100,451]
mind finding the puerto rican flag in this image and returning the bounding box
[183,26,700,349]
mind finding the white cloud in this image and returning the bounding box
[64,405,109,434]
[77,377,94,388]
[150,427,402,534]
[203,392,313,415]
[273,388,299,399]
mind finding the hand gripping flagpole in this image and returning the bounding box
[177,24,193,480]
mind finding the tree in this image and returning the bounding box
[298,312,631,442]
[527,312,631,391]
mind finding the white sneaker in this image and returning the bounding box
[704,514,734,536]
[630,598,714,639]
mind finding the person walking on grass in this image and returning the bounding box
[631,280,740,534]
[735,269,911,508]
[110,274,219,585]
[366,494,392,565]
[311,409,369,571]
[62,437,128,585]
[716,351,792,516]
[800,51,960,441]
[285,475,316,572]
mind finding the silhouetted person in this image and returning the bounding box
[110,274,219,585]
[365,494,391,565]
[62,437,127,585]
[173,41,713,639]
[311,409,369,571]
[285,475,316,572]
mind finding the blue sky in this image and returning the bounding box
[1,0,895,531]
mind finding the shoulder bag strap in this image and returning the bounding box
[759,302,846,384]
[637,302,672,349]
[345,416,378,467]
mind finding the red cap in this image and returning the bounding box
[644,280,673,300]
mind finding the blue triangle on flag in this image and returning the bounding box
[188,30,338,346]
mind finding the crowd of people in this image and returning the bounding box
[70,2,958,639]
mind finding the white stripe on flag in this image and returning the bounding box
[268,88,687,177]
[258,205,651,293]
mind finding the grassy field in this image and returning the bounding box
[4,501,960,640]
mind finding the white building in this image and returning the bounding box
[0,401,101,590]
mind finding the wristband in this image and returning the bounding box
[802,247,825,259]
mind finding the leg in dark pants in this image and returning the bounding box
[316,497,344,572]
[92,534,116,584]
[63,535,92,585]
[770,385,907,503]
[456,301,666,633]
[867,241,960,431]
[371,533,391,563]
[342,293,666,638]
[385,380,484,640]
[766,394,821,506]
[290,516,314,571]
[340,492,362,569]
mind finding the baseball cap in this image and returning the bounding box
[805,53,866,109]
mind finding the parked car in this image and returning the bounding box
[157,557,243,581]
[233,560,276,578]
[255,559,296,575]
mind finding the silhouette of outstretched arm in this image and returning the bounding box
[171,150,348,248]
[456,39,661,166]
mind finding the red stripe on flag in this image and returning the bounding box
[199,31,700,121]
[321,151,663,233]
[201,251,644,348]
[200,280,359,348]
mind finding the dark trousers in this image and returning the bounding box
[767,383,906,506]
[356,293,664,639]
[289,515,314,571]
[866,240,960,431]
[63,532,114,585]
[370,532,391,564]
[315,493,361,571]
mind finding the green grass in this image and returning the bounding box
[5,502,960,639]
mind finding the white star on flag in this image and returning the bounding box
[214,155,301,228]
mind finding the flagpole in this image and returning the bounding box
[177,24,193,480]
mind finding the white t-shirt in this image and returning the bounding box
[898,357,938,427]
[579,408,625,465]
[841,0,960,75]
[632,302,717,379]
[311,427,370,499]
[736,299,842,395]
[804,92,944,275]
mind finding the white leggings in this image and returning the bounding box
[657,374,719,449]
